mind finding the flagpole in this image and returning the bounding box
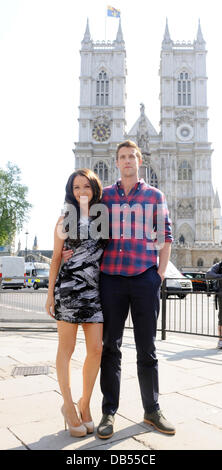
[105,6,107,41]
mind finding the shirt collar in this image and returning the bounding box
[116,178,145,190]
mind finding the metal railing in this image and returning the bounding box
[0,278,220,338]
[0,278,54,330]
[126,278,219,340]
[159,279,219,340]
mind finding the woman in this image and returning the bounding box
[45,169,106,438]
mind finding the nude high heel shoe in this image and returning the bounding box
[77,398,94,434]
[61,404,87,437]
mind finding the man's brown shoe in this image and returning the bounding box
[97,414,115,439]
[144,410,176,435]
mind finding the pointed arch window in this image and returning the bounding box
[178,161,192,181]
[96,70,109,106]
[141,165,158,188]
[94,161,109,183]
[178,72,191,106]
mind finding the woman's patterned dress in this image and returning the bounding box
[54,217,106,323]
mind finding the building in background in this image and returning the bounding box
[73,18,222,270]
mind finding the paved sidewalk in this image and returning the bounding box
[0,326,222,451]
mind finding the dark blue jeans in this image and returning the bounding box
[99,266,161,415]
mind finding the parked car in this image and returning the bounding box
[182,271,215,293]
[162,261,193,299]
[0,256,25,289]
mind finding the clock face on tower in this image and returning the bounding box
[92,123,111,142]
[176,123,194,142]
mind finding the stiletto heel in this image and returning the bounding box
[77,398,94,434]
[64,417,67,431]
[61,404,87,437]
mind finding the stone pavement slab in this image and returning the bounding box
[0,391,62,427]
[0,329,222,451]
[152,392,221,424]
[8,413,150,451]
[135,419,222,450]
[181,382,222,408]
[158,362,213,393]
[0,428,27,450]
[0,375,59,399]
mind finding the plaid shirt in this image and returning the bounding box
[100,179,173,276]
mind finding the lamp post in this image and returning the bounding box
[25,230,29,261]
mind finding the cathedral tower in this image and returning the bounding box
[73,19,126,185]
[159,19,214,247]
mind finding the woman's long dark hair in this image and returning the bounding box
[65,168,103,209]
[63,169,103,240]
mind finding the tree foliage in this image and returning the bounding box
[0,162,32,245]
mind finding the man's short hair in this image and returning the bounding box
[116,140,142,161]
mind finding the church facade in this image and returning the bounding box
[73,18,222,270]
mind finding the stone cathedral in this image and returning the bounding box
[73,18,222,270]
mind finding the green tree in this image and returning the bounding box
[0,162,32,246]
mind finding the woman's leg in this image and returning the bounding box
[56,320,81,426]
[80,323,103,422]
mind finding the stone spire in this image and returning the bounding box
[82,18,92,46]
[115,18,124,45]
[33,235,38,251]
[197,19,204,42]
[213,190,221,209]
[162,18,173,49]
[195,19,206,50]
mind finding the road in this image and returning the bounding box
[0,288,219,336]
[0,288,51,324]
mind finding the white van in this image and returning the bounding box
[164,260,193,298]
[25,262,50,290]
[0,256,25,289]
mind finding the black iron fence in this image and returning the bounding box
[159,278,219,340]
[0,278,220,339]
[0,278,54,331]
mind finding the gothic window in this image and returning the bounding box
[197,258,204,267]
[94,161,109,182]
[96,70,109,106]
[178,161,192,180]
[177,72,191,106]
[213,258,220,264]
[177,200,194,218]
[144,166,158,188]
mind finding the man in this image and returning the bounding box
[206,261,222,349]
[63,140,175,437]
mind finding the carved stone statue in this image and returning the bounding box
[137,104,150,155]
[140,103,145,116]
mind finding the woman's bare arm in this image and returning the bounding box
[45,217,66,317]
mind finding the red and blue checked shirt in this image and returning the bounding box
[100,179,173,276]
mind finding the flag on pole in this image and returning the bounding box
[107,6,121,18]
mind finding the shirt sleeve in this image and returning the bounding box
[153,190,173,245]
